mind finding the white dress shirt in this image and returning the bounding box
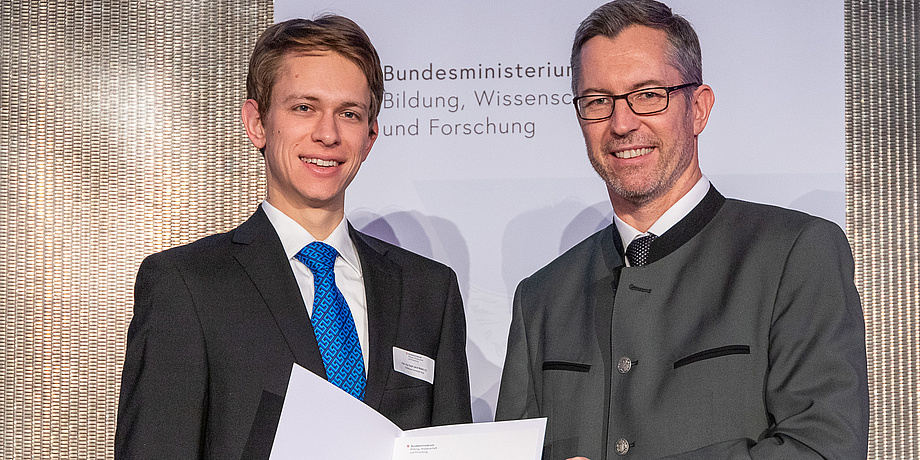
[614,175,711,266]
[261,201,369,373]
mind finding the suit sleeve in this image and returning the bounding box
[665,219,869,459]
[115,254,208,459]
[431,268,474,425]
[495,280,540,422]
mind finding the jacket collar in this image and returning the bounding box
[611,185,726,266]
[348,224,403,409]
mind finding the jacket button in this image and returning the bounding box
[615,437,630,455]
[617,356,632,374]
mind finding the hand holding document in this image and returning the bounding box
[270,364,546,460]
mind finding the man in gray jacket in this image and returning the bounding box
[495,1,869,458]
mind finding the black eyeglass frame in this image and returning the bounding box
[573,82,701,120]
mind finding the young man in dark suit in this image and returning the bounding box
[116,16,471,459]
[496,1,868,458]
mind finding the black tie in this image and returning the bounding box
[626,234,657,267]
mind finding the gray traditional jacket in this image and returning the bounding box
[496,187,868,459]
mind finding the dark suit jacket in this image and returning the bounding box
[496,187,869,459]
[115,207,472,459]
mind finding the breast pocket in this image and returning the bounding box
[673,344,750,369]
[542,361,591,372]
[665,344,762,445]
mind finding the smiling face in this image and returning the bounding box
[577,26,712,212]
[242,51,377,219]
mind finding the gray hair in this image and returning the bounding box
[571,0,702,94]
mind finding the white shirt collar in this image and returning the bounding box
[614,175,711,251]
[260,201,362,276]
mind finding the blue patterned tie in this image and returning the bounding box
[295,242,366,400]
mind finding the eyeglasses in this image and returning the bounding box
[573,82,700,120]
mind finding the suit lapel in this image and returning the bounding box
[349,225,402,410]
[231,208,326,378]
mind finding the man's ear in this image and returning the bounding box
[691,84,715,136]
[241,99,266,150]
[361,119,378,162]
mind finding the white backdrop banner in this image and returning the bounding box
[273,0,844,421]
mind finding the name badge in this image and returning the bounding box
[392,346,435,384]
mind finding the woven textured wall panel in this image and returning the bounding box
[846,1,919,458]
[0,1,271,457]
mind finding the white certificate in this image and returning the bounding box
[270,364,545,460]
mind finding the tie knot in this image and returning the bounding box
[626,233,657,267]
[296,241,339,274]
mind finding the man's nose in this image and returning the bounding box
[607,98,641,136]
[312,111,341,146]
